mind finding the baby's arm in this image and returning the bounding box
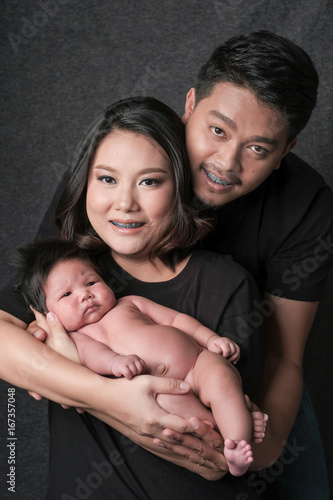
[69,331,146,380]
[123,296,240,362]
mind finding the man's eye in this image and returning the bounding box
[211,127,225,137]
[250,145,268,155]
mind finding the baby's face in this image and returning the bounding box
[44,259,116,331]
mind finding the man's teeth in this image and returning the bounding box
[204,169,232,186]
[112,221,143,228]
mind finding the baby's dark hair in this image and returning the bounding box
[15,238,95,314]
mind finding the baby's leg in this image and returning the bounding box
[156,390,215,428]
[193,350,253,476]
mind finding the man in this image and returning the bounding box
[180,31,333,498]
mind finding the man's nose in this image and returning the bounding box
[214,142,241,172]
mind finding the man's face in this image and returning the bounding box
[182,82,297,207]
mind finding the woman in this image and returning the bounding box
[0,97,263,499]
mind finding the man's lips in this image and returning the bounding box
[203,168,233,186]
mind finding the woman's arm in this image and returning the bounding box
[0,311,228,478]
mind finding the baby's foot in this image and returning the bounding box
[251,411,268,443]
[224,438,253,476]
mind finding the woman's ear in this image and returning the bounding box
[181,88,196,125]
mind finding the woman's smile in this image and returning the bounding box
[110,219,145,231]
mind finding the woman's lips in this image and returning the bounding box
[111,221,144,229]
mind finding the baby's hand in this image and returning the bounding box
[111,354,146,380]
[206,335,240,363]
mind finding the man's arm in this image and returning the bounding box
[251,294,318,467]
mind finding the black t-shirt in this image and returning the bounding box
[97,250,263,399]
[45,250,263,500]
[201,152,333,300]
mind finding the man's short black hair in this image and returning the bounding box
[196,30,319,141]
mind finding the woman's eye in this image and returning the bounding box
[211,127,225,137]
[140,178,159,187]
[98,175,116,184]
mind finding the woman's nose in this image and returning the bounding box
[114,187,139,212]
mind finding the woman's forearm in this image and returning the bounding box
[0,317,108,408]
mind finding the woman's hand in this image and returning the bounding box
[88,374,228,479]
[32,309,80,363]
[26,311,82,408]
[152,417,227,479]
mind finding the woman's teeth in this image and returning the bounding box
[111,221,143,228]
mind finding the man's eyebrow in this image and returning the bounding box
[249,135,278,146]
[209,110,237,130]
[209,110,279,146]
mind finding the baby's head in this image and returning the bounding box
[16,238,116,331]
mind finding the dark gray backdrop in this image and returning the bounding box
[0,1,332,498]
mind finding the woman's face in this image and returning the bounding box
[86,130,175,264]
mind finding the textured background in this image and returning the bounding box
[0,1,332,498]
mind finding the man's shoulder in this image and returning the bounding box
[192,249,255,283]
[257,152,333,218]
[272,152,331,193]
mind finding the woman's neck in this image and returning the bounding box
[111,252,191,282]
